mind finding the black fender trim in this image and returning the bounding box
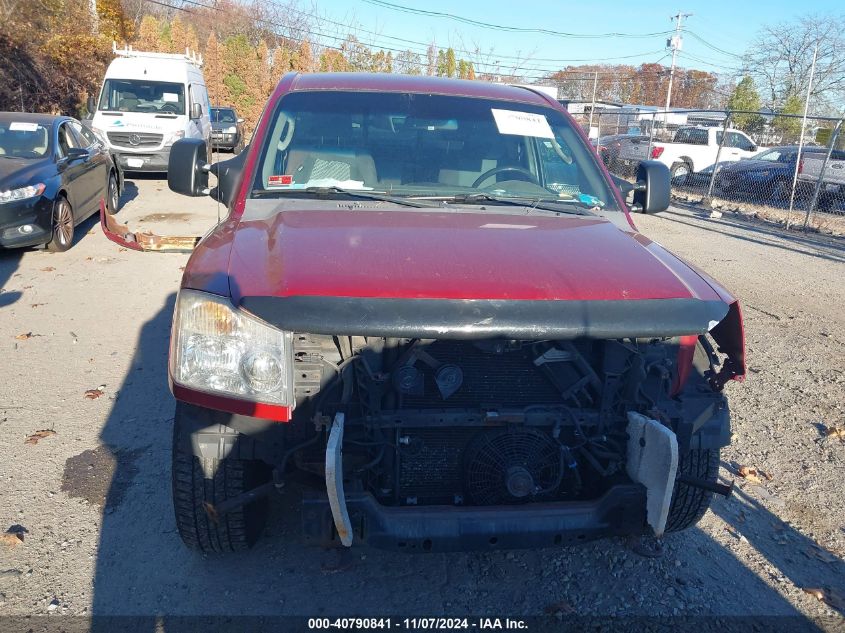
[240,295,730,341]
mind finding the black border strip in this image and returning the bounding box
[240,296,729,340]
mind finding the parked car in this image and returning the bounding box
[619,126,760,181]
[108,73,745,554]
[591,134,648,173]
[210,106,245,154]
[87,43,211,173]
[0,112,121,252]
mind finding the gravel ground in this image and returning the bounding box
[0,176,843,626]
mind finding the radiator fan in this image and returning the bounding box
[463,428,563,505]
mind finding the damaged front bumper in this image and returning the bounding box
[302,486,647,552]
[98,200,200,252]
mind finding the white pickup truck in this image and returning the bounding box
[619,126,760,180]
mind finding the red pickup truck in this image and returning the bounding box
[109,73,745,553]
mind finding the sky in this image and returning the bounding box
[309,0,841,80]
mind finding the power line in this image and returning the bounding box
[685,31,744,60]
[359,0,677,39]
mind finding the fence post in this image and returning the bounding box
[802,118,843,230]
[704,113,732,207]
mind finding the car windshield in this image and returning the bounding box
[98,79,185,115]
[252,91,619,211]
[0,120,50,159]
[211,108,237,123]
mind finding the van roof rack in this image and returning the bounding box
[112,42,203,67]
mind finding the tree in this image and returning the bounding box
[772,92,804,142]
[169,16,186,54]
[727,76,765,132]
[394,49,421,75]
[744,14,845,112]
[203,32,228,105]
[319,49,349,72]
[426,43,437,76]
[135,15,161,51]
[445,48,457,78]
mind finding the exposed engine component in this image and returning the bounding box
[463,428,569,505]
[291,334,696,510]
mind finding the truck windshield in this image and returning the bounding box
[98,79,185,115]
[211,108,237,123]
[252,91,619,210]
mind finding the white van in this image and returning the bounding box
[89,43,211,172]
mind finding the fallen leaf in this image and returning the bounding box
[14,332,33,340]
[24,429,57,445]
[825,426,845,441]
[30,303,45,308]
[803,587,845,610]
[40,266,55,272]
[804,587,826,601]
[0,533,23,546]
[84,389,104,400]
[738,465,764,485]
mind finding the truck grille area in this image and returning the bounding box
[400,340,563,408]
[107,131,163,148]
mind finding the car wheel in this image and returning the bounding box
[664,446,720,532]
[670,161,691,185]
[233,142,243,155]
[106,171,120,215]
[45,196,74,252]
[171,404,270,552]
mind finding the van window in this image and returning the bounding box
[99,79,186,115]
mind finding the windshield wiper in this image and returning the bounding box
[252,186,441,208]
[432,193,599,216]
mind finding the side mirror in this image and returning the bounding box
[66,147,89,160]
[191,102,203,120]
[86,95,96,115]
[237,117,244,123]
[209,148,247,207]
[748,145,757,153]
[631,160,670,213]
[168,138,208,196]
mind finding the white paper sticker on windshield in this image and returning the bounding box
[9,122,39,132]
[491,109,554,139]
[162,92,179,102]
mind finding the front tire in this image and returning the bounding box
[665,447,720,532]
[106,171,120,215]
[45,196,74,252]
[171,406,270,552]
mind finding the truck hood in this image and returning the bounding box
[224,209,720,304]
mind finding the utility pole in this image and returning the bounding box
[664,11,692,127]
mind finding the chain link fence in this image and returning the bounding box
[574,107,845,230]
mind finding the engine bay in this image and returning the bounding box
[286,335,722,509]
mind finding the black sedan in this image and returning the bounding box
[715,146,822,204]
[210,106,244,154]
[0,112,121,252]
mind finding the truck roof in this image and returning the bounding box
[287,73,557,108]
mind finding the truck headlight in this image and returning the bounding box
[164,130,185,146]
[170,289,293,405]
[225,126,238,134]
